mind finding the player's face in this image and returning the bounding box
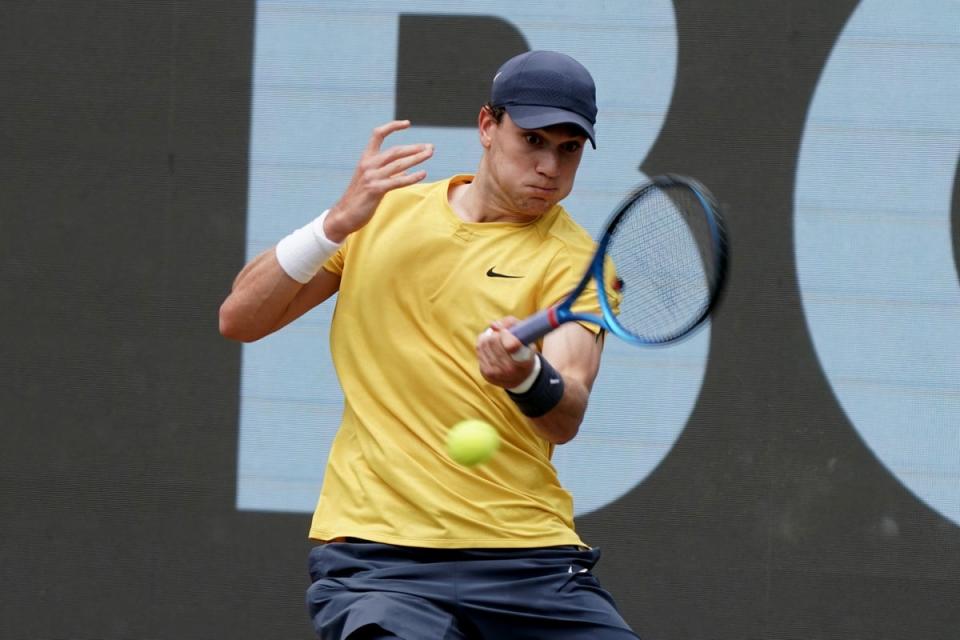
[480,111,587,216]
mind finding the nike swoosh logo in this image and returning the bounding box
[486,267,523,279]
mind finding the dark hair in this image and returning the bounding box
[484,102,506,123]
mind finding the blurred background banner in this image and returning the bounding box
[3,1,958,638]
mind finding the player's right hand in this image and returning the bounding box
[477,319,538,390]
[324,120,434,242]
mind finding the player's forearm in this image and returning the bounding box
[219,249,303,342]
[528,377,589,444]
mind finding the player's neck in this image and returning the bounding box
[448,176,536,224]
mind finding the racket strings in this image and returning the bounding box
[607,185,720,343]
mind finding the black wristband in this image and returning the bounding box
[505,355,565,418]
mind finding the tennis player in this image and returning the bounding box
[220,50,639,639]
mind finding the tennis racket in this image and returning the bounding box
[510,174,727,347]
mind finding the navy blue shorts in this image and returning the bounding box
[306,539,640,640]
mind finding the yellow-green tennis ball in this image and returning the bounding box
[446,420,500,466]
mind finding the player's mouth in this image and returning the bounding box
[526,185,557,194]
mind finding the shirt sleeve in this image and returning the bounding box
[538,243,621,337]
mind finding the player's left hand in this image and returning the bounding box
[476,318,536,389]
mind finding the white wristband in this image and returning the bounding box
[508,353,542,394]
[275,209,342,284]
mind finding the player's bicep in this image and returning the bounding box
[541,322,604,392]
[272,266,341,333]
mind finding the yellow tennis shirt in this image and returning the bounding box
[309,174,611,548]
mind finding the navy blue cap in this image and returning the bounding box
[490,50,598,148]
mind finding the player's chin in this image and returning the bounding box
[518,195,559,215]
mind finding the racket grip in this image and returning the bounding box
[509,309,558,345]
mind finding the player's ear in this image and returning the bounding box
[478,106,497,149]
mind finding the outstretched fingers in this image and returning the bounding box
[327,121,435,240]
[376,143,434,182]
[366,120,413,154]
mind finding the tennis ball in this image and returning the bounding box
[446,419,500,466]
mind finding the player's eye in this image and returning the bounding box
[524,133,543,146]
[561,141,582,153]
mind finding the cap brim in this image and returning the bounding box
[504,104,596,148]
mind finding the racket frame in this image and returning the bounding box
[510,174,726,347]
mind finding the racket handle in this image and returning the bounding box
[509,308,559,345]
